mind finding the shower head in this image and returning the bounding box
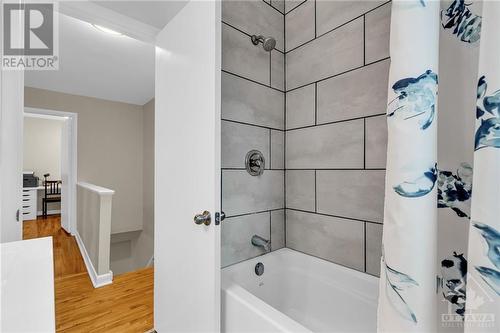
[251,35,276,52]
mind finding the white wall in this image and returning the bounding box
[25,87,144,234]
[137,98,155,266]
[23,116,63,180]
[76,182,113,286]
[110,98,154,275]
[25,88,154,275]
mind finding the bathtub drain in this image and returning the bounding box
[255,262,264,276]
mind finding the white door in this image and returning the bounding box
[0,70,24,243]
[154,1,221,332]
[60,118,70,233]
[0,0,24,243]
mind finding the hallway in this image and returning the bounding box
[23,216,154,332]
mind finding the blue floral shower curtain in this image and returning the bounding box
[378,0,499,332]
[464,0,500,331]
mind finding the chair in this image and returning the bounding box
[42,174,61,218]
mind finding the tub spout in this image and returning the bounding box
[251,235,271,252]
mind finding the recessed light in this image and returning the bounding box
[92,24,123,36]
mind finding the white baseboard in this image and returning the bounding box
[146,255,154,267]
[36,209,61,216]
[75,232,113,288]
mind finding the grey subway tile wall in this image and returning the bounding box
[221,1,285,267]
[270,130,285,169]
[222,212,271,266]
[365,2,392,64]
[221,120,270,169]
[222,23,270,85]
[316,170,385,223]
[284,0,390,277]
[285,83,315,129]
[271,210,285,250]
[221,72,284,130]
[222,169,284,220]
[271,51,285,90]
[221,0,390,276]
[315,0,385,36]
[285,0,315,51]
[285,170,315,211]
[222,0,284,52]
[316,59,390,124]
[365,222,383,276]
[284,0,305,14]
[286,17,364,90]
[271,0,285,14]
[365,115,388,169]
[286,120,365,169]
[286,210,365,271]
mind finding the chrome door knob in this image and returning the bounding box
[194,211,211,226]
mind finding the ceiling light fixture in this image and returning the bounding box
[92,24,123,36]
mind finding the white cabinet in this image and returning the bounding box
[22,188,38,220]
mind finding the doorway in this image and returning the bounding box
[23,108,77,234]
[1,1,220,332]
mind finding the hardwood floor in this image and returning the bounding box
[23,216,154,332]
[55,268,154,333]
[23,215,86,278]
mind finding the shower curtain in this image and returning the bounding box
[378,1,499,332]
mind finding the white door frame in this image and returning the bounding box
[24,107,78,235]
[0,0,24,243]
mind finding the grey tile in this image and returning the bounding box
[285,0,315,51]
[222,23,270,85]
[365,115,388,169]
[222,170,284,216]
[286,119,364,169]
[285,0,306,14]
[286,170,315,211]
[271,209,285,250]
[271,0,285,14]
[222,72,284,130]
[222,212,270,267]
[317,59,390,124]
[286,210,364,270]
[222,121,270,169]
[316,0,384,36]
[316,170,385,222]
[365,222,383,276]
[222,0,284,52]
[286,17,364,90]
[365,2,391,64]
[271,130,284,169]
[271,51,285,91]
[286,84,315,129]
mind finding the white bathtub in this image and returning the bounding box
[222,248,379,333]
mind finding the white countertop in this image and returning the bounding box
[1,237,55,332]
